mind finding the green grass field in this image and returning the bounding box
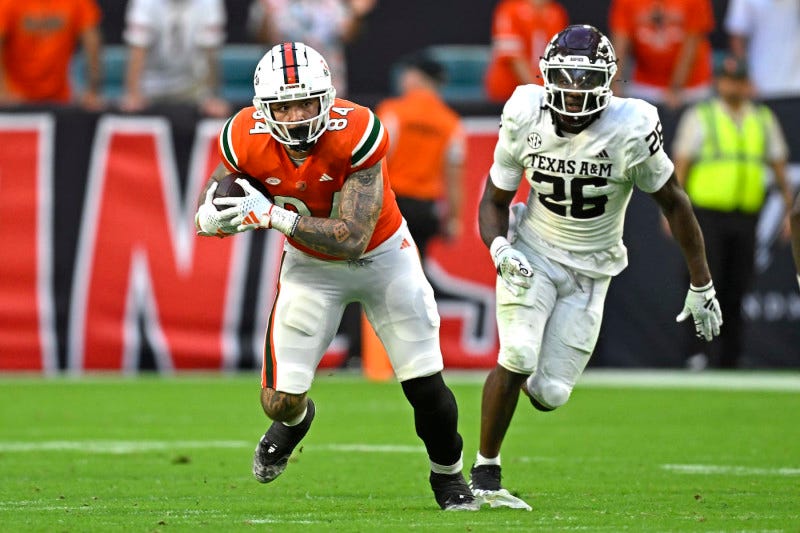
[1,371,799,532]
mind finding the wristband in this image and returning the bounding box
[269,205,300,237]
[489,236,512,274]
[689,281,713,292]
[490,236,510,260]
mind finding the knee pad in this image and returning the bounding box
[385,275,440,341]
[529,395,555,412]
[530,380,572,410]
[499,342,538,375]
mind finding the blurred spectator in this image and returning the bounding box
[0,0,103,109]
[247,0,376,97]
[609,0,714,110]
[484,0,568,103]
[724,0,800,98]
[792,192,800,290]
[376,53,465,263]
[121,0,230,117]
[671,54,794,369]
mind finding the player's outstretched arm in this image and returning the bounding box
[651,174,722,341]
[290,161,383,260]
[650,174,711,286]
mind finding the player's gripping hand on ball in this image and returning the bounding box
[213,178,299,236]
[490,236,533,296]
[676,281,723,341]
[195,182,238,237]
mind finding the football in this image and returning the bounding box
[213,172,271,211]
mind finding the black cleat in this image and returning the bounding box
[429,471,480,511]
[252,399,315,483]
[469,464,531,510]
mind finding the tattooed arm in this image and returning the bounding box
[290,161,383,260]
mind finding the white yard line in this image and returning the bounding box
[443,369,800,391]
[2,440,797,481]
[0,440,248,453]
[577,369,800,391]
[661,464,800,476]
[0,440,428,454]
[2,370,798,391]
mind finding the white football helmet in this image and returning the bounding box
[252,42,336,149]
[539,25,617,127]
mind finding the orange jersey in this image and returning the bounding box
[484,0,569,102]
[0,0,100,102]
[218,98,402,260]
[376,88,463,201]
[609,0,714,89]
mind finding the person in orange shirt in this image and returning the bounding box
[609,0,714,109]
[195,42,478,511]
[484,0,569,103]
[0,0,103,109]
[376,53,465,264]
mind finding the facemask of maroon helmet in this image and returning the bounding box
[539,25,618,130]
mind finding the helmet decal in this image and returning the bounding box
[279,42,300,85]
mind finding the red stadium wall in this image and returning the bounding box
[0,106,798,372]
[0,110,506,372]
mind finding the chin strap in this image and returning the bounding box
[292,139,316,152]
[551,108,602,134]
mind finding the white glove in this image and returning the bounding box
[490,236,533,296]
[213,178,299,236]
[676,281,723,341]
[194,182,237,237]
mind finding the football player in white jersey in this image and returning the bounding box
[468,25,723,510]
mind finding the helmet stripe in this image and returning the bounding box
[281,42,299,85]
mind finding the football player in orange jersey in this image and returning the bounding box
[194,42,477,511]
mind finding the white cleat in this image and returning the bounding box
[472,488,532,511]
[469,464,532,510]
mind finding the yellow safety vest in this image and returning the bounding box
[685,100,770,213]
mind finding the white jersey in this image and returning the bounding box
[490,84,673,278]
[724,0,800,98]
[123,0,226,99]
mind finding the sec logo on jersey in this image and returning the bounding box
[527,132,542,150]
